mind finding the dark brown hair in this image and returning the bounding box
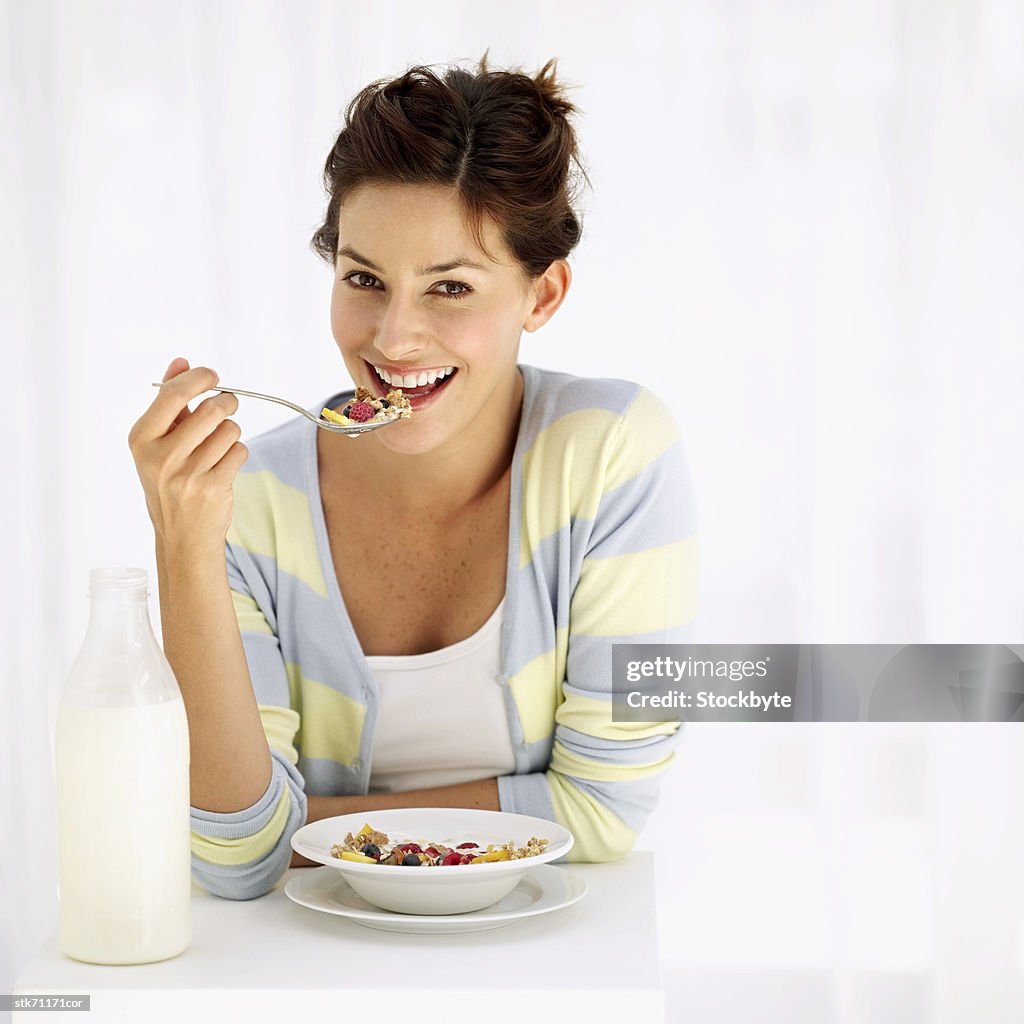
[310,51,589,282]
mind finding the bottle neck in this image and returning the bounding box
[64,569,179,708]
[86,594,153,645]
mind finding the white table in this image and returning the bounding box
[13,852,664,1021]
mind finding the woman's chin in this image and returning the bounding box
[372,419,452,457]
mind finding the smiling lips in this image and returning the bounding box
[367,361,458,403]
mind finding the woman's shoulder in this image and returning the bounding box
[520,364,682,459]
[523,363,650,418]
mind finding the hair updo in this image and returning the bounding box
[310,51,589,282]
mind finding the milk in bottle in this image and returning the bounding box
[55,568,191,964]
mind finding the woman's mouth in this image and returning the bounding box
[365,361,458,411]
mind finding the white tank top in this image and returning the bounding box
[365,599,516,793]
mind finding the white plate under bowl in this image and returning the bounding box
[285,864,587,934]
[290,807,573,915]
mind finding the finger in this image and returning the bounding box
[163,358,193,430]
[167,391,240,457]
[208,440,249,483]
[139,366,221,442]
[187,416,242,475]
[162,357,190,384]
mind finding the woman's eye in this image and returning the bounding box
[345,271,381,290]
[342,272,471,301]
[435,281,472,301]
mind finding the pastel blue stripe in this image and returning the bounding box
[523,733,555,772]
[300,754,365,794]
[496,769,556,821]
[556,724,680,763]
[584,440,698,558]
[565,623,697,697]
[226,542,280,633]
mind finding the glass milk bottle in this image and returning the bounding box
[55,568,191,964]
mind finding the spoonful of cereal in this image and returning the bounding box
[150,383,412,437]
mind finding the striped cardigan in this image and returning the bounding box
[190,363,698,899]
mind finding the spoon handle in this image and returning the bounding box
[208,385,319,420]
[149,382,328,423]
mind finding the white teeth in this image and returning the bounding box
[372,365,456,388]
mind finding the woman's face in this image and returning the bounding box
[329,182,542,457]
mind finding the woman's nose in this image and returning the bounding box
[373,293,429,362]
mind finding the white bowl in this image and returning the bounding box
[290,807,573,915]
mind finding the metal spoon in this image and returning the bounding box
[150,383,405,437]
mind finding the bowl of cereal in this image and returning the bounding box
[289,807,574,915]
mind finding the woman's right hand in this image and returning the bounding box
[128,357,248,555]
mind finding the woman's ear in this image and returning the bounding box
[524,260,572,333]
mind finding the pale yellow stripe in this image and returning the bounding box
[285,664,363,767]
[230,589,273,636]
[191,787,292,867]
[283,661,302,712]
[518,409,620,568]
[258,704,300,766]
[547,772,638,863]
[571,537,698,637]
[550,741,676,782]
[227,470,328,598]
[557,690,680,742]
[507,627,568,745]
[602,387,681,494]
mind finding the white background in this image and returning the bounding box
[3,1,1023,1020]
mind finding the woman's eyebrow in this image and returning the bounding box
[336,245,489,275]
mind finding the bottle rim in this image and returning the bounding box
[89,568,148,596]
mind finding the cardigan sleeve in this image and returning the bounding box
[497,386,697,861]
[188,540,308,900]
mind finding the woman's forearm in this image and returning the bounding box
[289,777,500,867]
[157,540,273,813]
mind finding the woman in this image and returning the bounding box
[129,54,697,900]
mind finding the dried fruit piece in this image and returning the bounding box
[338,850,376,863]
[321,406,351,425]
[470,849,511,864]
